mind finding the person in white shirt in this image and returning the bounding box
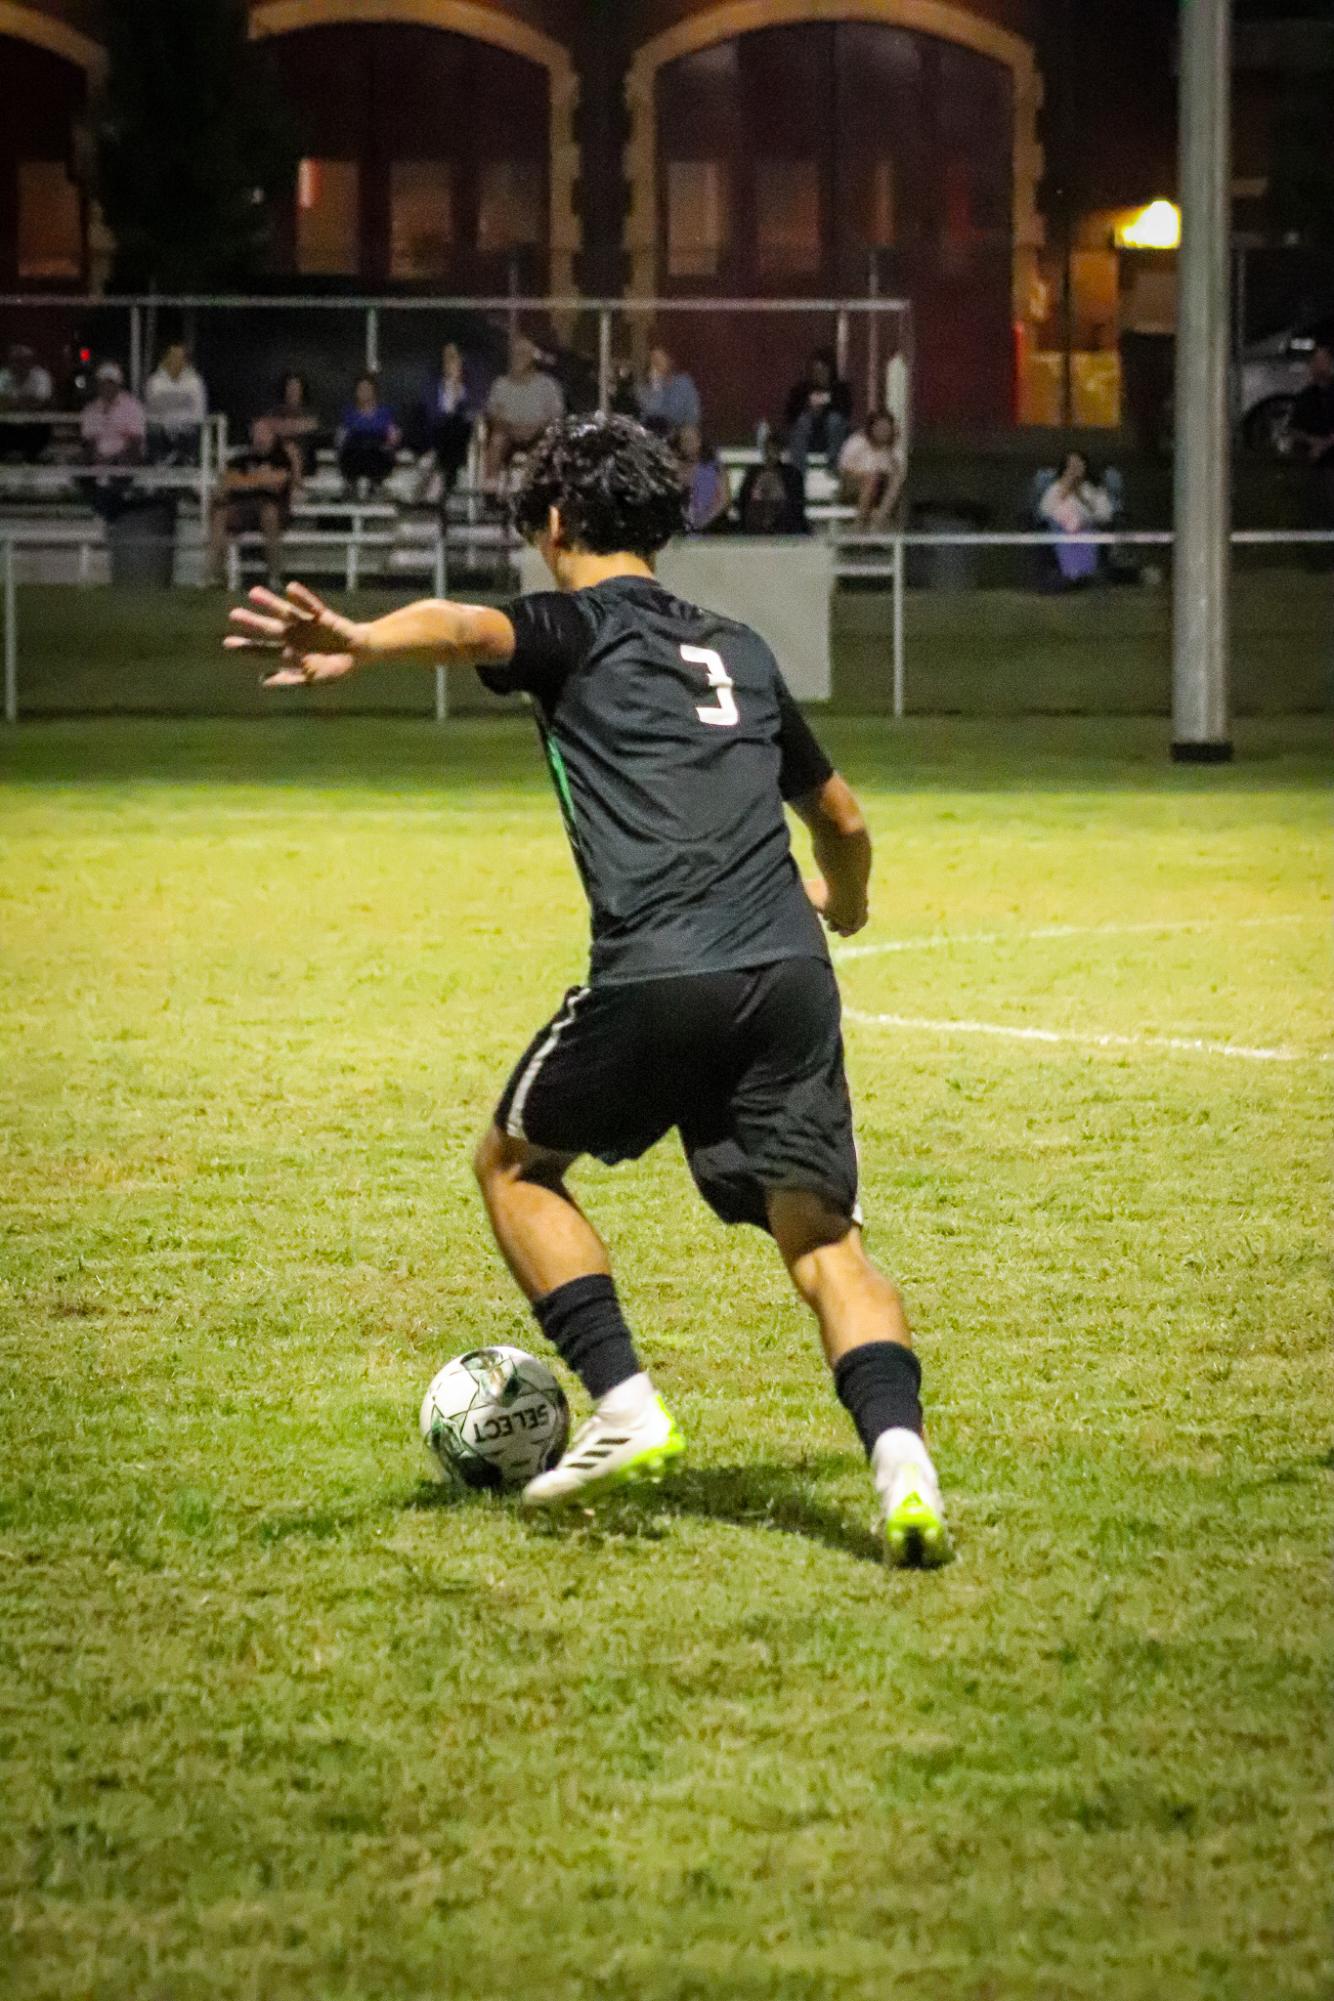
[144,341,208,461]
[837,411,906,529]
[483,336,565,486]
[1037,452,1113,584]
[0,342,55,461]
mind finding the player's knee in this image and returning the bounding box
[473,1123,571,1200]
[767,1187,858,1268]
[472,1123,509,1192]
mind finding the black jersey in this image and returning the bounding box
[479,573,834,987]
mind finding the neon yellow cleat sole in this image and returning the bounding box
[883,1490,954,1569]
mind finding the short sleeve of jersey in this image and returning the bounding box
[775,674,835,801]
[478,591,594,704]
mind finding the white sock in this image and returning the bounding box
[870,1426,936,1502]
[596,1371,656,1422]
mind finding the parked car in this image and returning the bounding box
[1238,312,1334,454]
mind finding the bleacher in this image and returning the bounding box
[1,418,888,592]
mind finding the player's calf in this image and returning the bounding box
[473,1126,686,1508]
[768,1192,953,1568]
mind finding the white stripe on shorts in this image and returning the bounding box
[506,986,590,1141]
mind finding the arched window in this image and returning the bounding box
[628,2,1043,433]
[263,23,551,290]
[0,32,90,286]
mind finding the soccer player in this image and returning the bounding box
[225,416,951,1567]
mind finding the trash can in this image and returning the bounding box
[908,502,988,591]
[107,496,178,588]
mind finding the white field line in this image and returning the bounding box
[845,1009,1332,1065]
[834,913,1322,963]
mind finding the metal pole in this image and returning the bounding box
[835,308,850,384]
[433,537,449,723]
[598,308,612,413]
[366,305,380,375]
[3,540,17,725]
[1172,0,1232,760]
[129,305,143,395]
[891,532,905,720]
[199,417,213,554]
[1232,242,1247,426]
[865,255,881,412]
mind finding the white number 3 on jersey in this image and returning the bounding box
[681,645,740,728]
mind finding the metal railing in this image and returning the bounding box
[0,412,229,529]
[0,291,913,435]
[830,527,1334,716]
[3,524,1328,728]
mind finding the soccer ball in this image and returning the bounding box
[419,1346,569,1492]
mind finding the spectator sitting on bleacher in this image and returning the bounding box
[483,336,565,487]
[838,411,905,530]
[265,371,321,484]
[337,373,402,494]
[1035,452,1115,586]
[784,348,852,474]
[0,342,55,461]
[419,341,477,496]
[639,344,701,437]
[144,341,207,462]
[208,417,295,588]
[79,363,147,521]
[676,424,731,533]
[736,430,809,536]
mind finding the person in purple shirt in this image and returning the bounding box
[336,373,401,492]
[676,423,732,533]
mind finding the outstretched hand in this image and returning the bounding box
[224,581,367,686]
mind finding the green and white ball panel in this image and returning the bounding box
[419,1345,570,1491]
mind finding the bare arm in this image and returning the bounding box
[791,772,871,937]
[224,581,516,687]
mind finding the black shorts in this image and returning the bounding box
[494,957,859,1231]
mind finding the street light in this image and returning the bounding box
[1117,200,1182,251]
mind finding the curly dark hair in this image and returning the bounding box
[510,414,687,557]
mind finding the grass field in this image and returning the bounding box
[1,714,1330,2001]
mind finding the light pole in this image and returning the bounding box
[1171,0,1233,762]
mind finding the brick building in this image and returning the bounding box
[3,1,1326,435]
[0,0,1048,430]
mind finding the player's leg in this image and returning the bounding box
[479,989,685,1505]
[473,1123,608,1299]
[207,495,231,585]
[766,1190,951,1568]
[686,959,951,1566]
[258,499,284,587]
[483,419,512,486]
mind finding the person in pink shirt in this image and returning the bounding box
[81,362,147,464]
[80,362,148,522]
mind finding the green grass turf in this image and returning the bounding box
[1,716,1330,2001]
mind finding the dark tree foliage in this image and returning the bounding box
[96,0,296,289]
[1265,79,1334,249]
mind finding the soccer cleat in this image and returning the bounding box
[880,1456,954,1569]
[520,1394,685,1509]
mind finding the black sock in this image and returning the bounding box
[532,1274,641,1402]
[834,1343,923,1457]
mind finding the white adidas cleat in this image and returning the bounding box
[874,1429,954,1569]
[521,1393,685,1509]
